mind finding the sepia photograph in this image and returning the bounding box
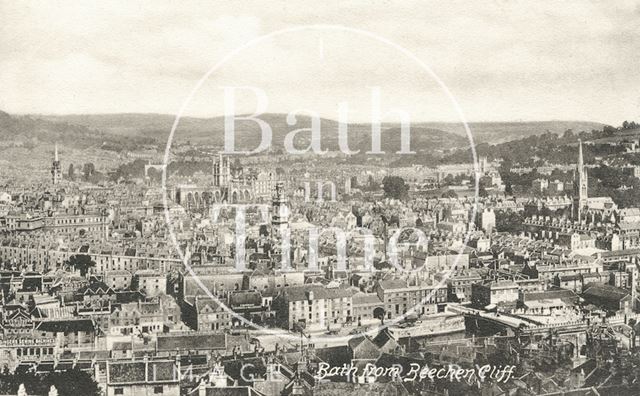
[1,1,640,395]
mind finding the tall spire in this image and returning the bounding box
[51,142,61,185]
[573,139,588,221]
[577,139,583,170]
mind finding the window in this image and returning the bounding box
[154,386,164,394]
[114,388,124,395]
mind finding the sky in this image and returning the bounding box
[1,0,639,124]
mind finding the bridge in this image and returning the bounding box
[447,304,592,359]
[447,305,590,336]
[448,305,536,332]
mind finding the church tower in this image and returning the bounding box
[573,140,588,220]
[271,182,289,229]
[213,154,230,188]
[51,143,61,185]
[271,181,291,269]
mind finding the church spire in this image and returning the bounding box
[573,140,588,221]
[51,142,61,185]
[577,139,583,170]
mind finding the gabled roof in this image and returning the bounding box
[582,284,630,302]
[156,333,226,351]
[523,289,578,302]
[196,387,266,396]
[348,336,380,360]
[107,360,178,384]
[278,285,352,302]
[222,356,267,385]
[36,318,95,333]
[229,291,262,307]
[372,330,398,349]
[78,281,115,295]
[6,308,31,321]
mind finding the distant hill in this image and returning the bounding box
[353,126,469,154]
[39,113,604,146]
[586,127,640,145]
[416,121,605,144]
[37,113,466,153]
[0,111,157,150]
[0,110,104,147]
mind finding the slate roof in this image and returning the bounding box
[156,333,227,351]
[582,284,629,302]
[348,336,380,360]
[229,291,262,307]
[222,356,267,385]
[196,387,265,396]
[36,318,95,333]
[377,279,409,290]
[352,292,382,305]
[523,289,579,303]
[279,285,352,302]
[107,360,178,384]
[78,281,114,295]
[372,330,397,349]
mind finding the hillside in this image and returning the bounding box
[39,113,604,146]
[0,110,105,147]
[37,113,465,153]
[353,126,468,154]
[417,121,605,144]
[585,127,640,145]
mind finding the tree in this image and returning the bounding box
[82,163,95,181]
[146,167,162,183]
[374,307,386,323]
[67,164,75,180]
[259,224,269,236]
[562,129,575,141]
[366,175,377,191]
[382,176,409,200]
[442,174,455,186]
[479,182,489,198]
[42,369,100,396]
[0,368,100,396]
[505,183,513,195]
[67,254,95,276]
[292,320,306,334]
[441,190,458,199]
[231,157,243,176]
[350,176,358,188]
[495,210,524,233]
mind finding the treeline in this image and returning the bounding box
[110,159,215,182]
[0,367,100,396]
[100,136,160,153]
[441,127,628,168]
[501,164,640,208]
[589,165,640,208]
[65,162,108,184]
